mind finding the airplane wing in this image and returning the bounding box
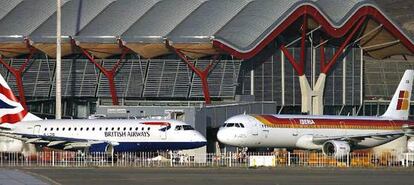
[311,131,405,144]
[0,130,118,151]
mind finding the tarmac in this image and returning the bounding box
[4,167,414,185]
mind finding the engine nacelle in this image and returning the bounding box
[407,139,414,152]
[0,137,37,156]
[322,140,351,158]
[89,143,114,154]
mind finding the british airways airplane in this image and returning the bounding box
[0,75,206,153]
[218,70,414,158]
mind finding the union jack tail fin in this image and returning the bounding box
[0,74,41,124]
[381,70,414,120]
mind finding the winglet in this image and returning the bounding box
[381,70,414,120]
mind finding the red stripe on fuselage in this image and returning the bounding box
[142,122,170,126]
[255,115,411,129]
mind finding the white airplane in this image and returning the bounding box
[0,75,206,153]
[218,70,414,158]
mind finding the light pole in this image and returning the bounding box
[55,0,62,119]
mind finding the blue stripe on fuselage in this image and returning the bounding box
[89,142,206,152]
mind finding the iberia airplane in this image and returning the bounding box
[0,75,206,153]
[218,70,414,158]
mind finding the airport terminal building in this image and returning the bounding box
[0,0,413,154]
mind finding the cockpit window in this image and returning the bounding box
[175,125,194,131]
[159,125,171,132]
[182,125,194,130]
[175,125,183,131]
[224,123,244,128]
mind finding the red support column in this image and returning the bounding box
[0,47,35,110]
[320,16,366,74]
[279,15,308,76]
[74,39,129,105]
[174,48,217,104]
[300,14,307,74]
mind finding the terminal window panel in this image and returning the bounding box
[364,58,414,100]
[237,47,362,106]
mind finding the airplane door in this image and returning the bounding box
[263,129,269,139]
[161,126,167,140]
[161,131,167,140]
[159,125,168,140]
[33,125,41,135]
[252,123,259,136]
[289,119,299,136]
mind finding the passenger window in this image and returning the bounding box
[117,127,120,131]
[129,127,132,131]
[142,127,144,131]
[80,128,83,131]
[147,127,150,131]
[86,127,89,131]
[99,127,102,131]
[106,127,109,131]
[135,127,139,131]
[56,128,59,131]
[62,128,65,131]
[44,128,47,131]
[111,127,114,131]
[74,128,77,131]
[92,128,95,131]
[51,128,54,131]
[182,125,194,130]
[68,128,71,131]
[123,127,126,131]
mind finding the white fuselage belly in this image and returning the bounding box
[254,127,396,149]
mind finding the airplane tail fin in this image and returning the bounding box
[0,74,41,124]
[381,70,414,120]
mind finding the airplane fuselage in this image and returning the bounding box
[218,114,412,150]
[5,119,206,152]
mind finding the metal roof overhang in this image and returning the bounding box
[72,0,160,58]
[120,0,206,59]
[0,0,64,57]
[212,2,414,60]
[0,0,411,60]
[73,36,123,58]
[28,0,116,58]
[167,0,252,58]
[168,39,220,59]
[0,36,31,58]
[120,37,166,59]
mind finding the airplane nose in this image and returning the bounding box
[217,128,231,145]
[195,132,207,143]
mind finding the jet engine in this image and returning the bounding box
[0,137,37,156]
[322,140,351,158]
[88,143,114,154]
